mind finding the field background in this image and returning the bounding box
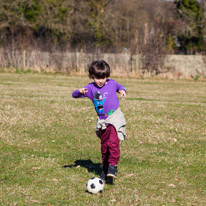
[0,73,206,205]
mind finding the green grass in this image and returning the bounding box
[0,73,206,205]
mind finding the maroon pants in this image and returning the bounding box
[99,125,120,167]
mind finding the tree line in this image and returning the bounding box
[0,0,205,54]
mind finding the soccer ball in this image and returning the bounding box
[86,177,104,194]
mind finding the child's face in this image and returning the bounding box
[93,77,107,87]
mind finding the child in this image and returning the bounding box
[72,60,126,183]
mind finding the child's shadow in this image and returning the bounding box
[63,159,102,176]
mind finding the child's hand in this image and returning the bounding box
[79,88,88,94]
[119,90,126,97]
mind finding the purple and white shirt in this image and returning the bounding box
[72,79,126,120]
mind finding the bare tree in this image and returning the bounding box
[138,0,177,74]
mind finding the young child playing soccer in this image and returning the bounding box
[72,60,126,183]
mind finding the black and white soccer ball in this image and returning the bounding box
[86,177,104,194]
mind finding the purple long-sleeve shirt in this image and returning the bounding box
[72,79,126,120]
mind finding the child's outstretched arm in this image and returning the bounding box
[115,81,127,97]
[72,88,88,98]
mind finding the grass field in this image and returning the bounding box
[0,73,206,206]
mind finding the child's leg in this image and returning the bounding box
[100,125,120,181]
[100,128,110,168]
[99,128,109,180]
[107,125,120,166]
[100,125,120,166]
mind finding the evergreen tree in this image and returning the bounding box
[175,0,204,53]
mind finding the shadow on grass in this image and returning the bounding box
[63,159,102,176]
